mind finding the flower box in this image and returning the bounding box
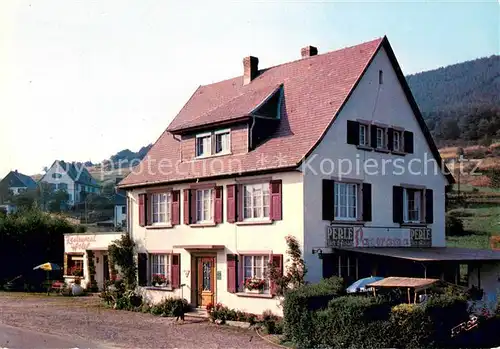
[244,278,266,293]
[245,288,263,294]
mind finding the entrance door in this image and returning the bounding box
[196,256,216,307]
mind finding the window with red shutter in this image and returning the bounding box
[171,190,180,225]
[138,194,146,227]
[190,190,197,224]
[236,185,243,222]
[270,180,282,221]
[226,185,236,223]
[226,254,237,293]
[183,189,190,225]
[214,186,223,224]
[171,254,180,288]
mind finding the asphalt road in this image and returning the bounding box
[0,323,103,349]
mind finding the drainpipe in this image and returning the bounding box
[249,115,256,150]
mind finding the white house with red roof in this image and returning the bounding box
[118,37,500,315]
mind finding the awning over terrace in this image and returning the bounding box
[367,277,439,291]
[338,247,500,262]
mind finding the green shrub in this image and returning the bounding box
[390,304,432,348]
[283,277,344,344]
[261,310,282,335]
[446,214,465,236]
[153,297,190,317]
[312,296,391,348]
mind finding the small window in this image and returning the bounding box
[215,131,230,154]
[243,255,270,293]
[151,192,171,224]
[52,173,62,179]
[196,188,213,222]
[66,255,84,276]
[376,128,386,149]
[243,183,270,220]
[150,254,171,287]
[359,124,368,146]
[379,70,383,85]
[196,133,212,157]
[393,130,402,152]
[334,182,358,220]
[121,206,126,214]
[403,188,423,223]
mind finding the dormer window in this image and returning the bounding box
[195,129,231,158]
[215,130,230,155]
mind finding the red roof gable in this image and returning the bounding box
[120,37,390,187]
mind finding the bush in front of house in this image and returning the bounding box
[150,297,190,317]
[282,276,345,345]
[261,309,283,335]
[446,214,465,236]
[284,284,472,349]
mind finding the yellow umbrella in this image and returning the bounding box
[33,262,61,271]
[33,263,62,294]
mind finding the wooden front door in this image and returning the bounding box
[196,256,216,307]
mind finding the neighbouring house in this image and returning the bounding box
[63,232,124,289]
[115,36,500,315]
[0,170,37,196]
[40,160,100,206]
[114,190,127,229]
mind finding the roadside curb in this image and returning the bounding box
[255,328,290,349]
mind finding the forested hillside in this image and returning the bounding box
[406,55,500,146]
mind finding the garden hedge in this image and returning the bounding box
[283,280,473,349]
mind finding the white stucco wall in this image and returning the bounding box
[302,46,449,283]
[64,232,123,289]
[129,171,304,315]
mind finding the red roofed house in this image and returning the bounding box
[118,37,500,315]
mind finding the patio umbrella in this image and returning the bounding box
[346,276,384,293]
[33,263,61,271]
[33,263,62,295]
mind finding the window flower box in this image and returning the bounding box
[244,278,265,294]
[152,273,168,287]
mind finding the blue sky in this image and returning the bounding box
[0,0,498,178]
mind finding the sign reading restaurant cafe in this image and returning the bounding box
[326,225,432,248]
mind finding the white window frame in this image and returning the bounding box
[376,127,386,149]
[359,124,368,146]
[151,192,172,225]
[214,129,231,155]
[393,130,402,152]
[242,183,270,221]
[403,188,423,223]
[334,182,358,221]
[196,188,213,223]
[195,132,212,158]
[242,255,270,294]
[150,254,171,287]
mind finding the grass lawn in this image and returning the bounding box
[446,235,491,249]
[449,206,500,236]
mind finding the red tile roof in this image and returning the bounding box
[120,38,385,188]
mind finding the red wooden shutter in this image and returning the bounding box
[214,186,223,224]
[183,189,190,225]
[171,190,180,225]
[236,185,244,222]
[190,190,197,223]
[270,180,282,220]
[270,254,283,296]
[138,253,148,286]
[171,254,180,288]
[227,184,236,223]
[227,254,237,293]
[138,194,146,227]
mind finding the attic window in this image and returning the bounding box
[378,70,383,85]
[195,129,231,158]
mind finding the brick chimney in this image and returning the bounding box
[301,45,318,58]
[243,56,259,85]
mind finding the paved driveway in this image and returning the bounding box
[0,293,275,348]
